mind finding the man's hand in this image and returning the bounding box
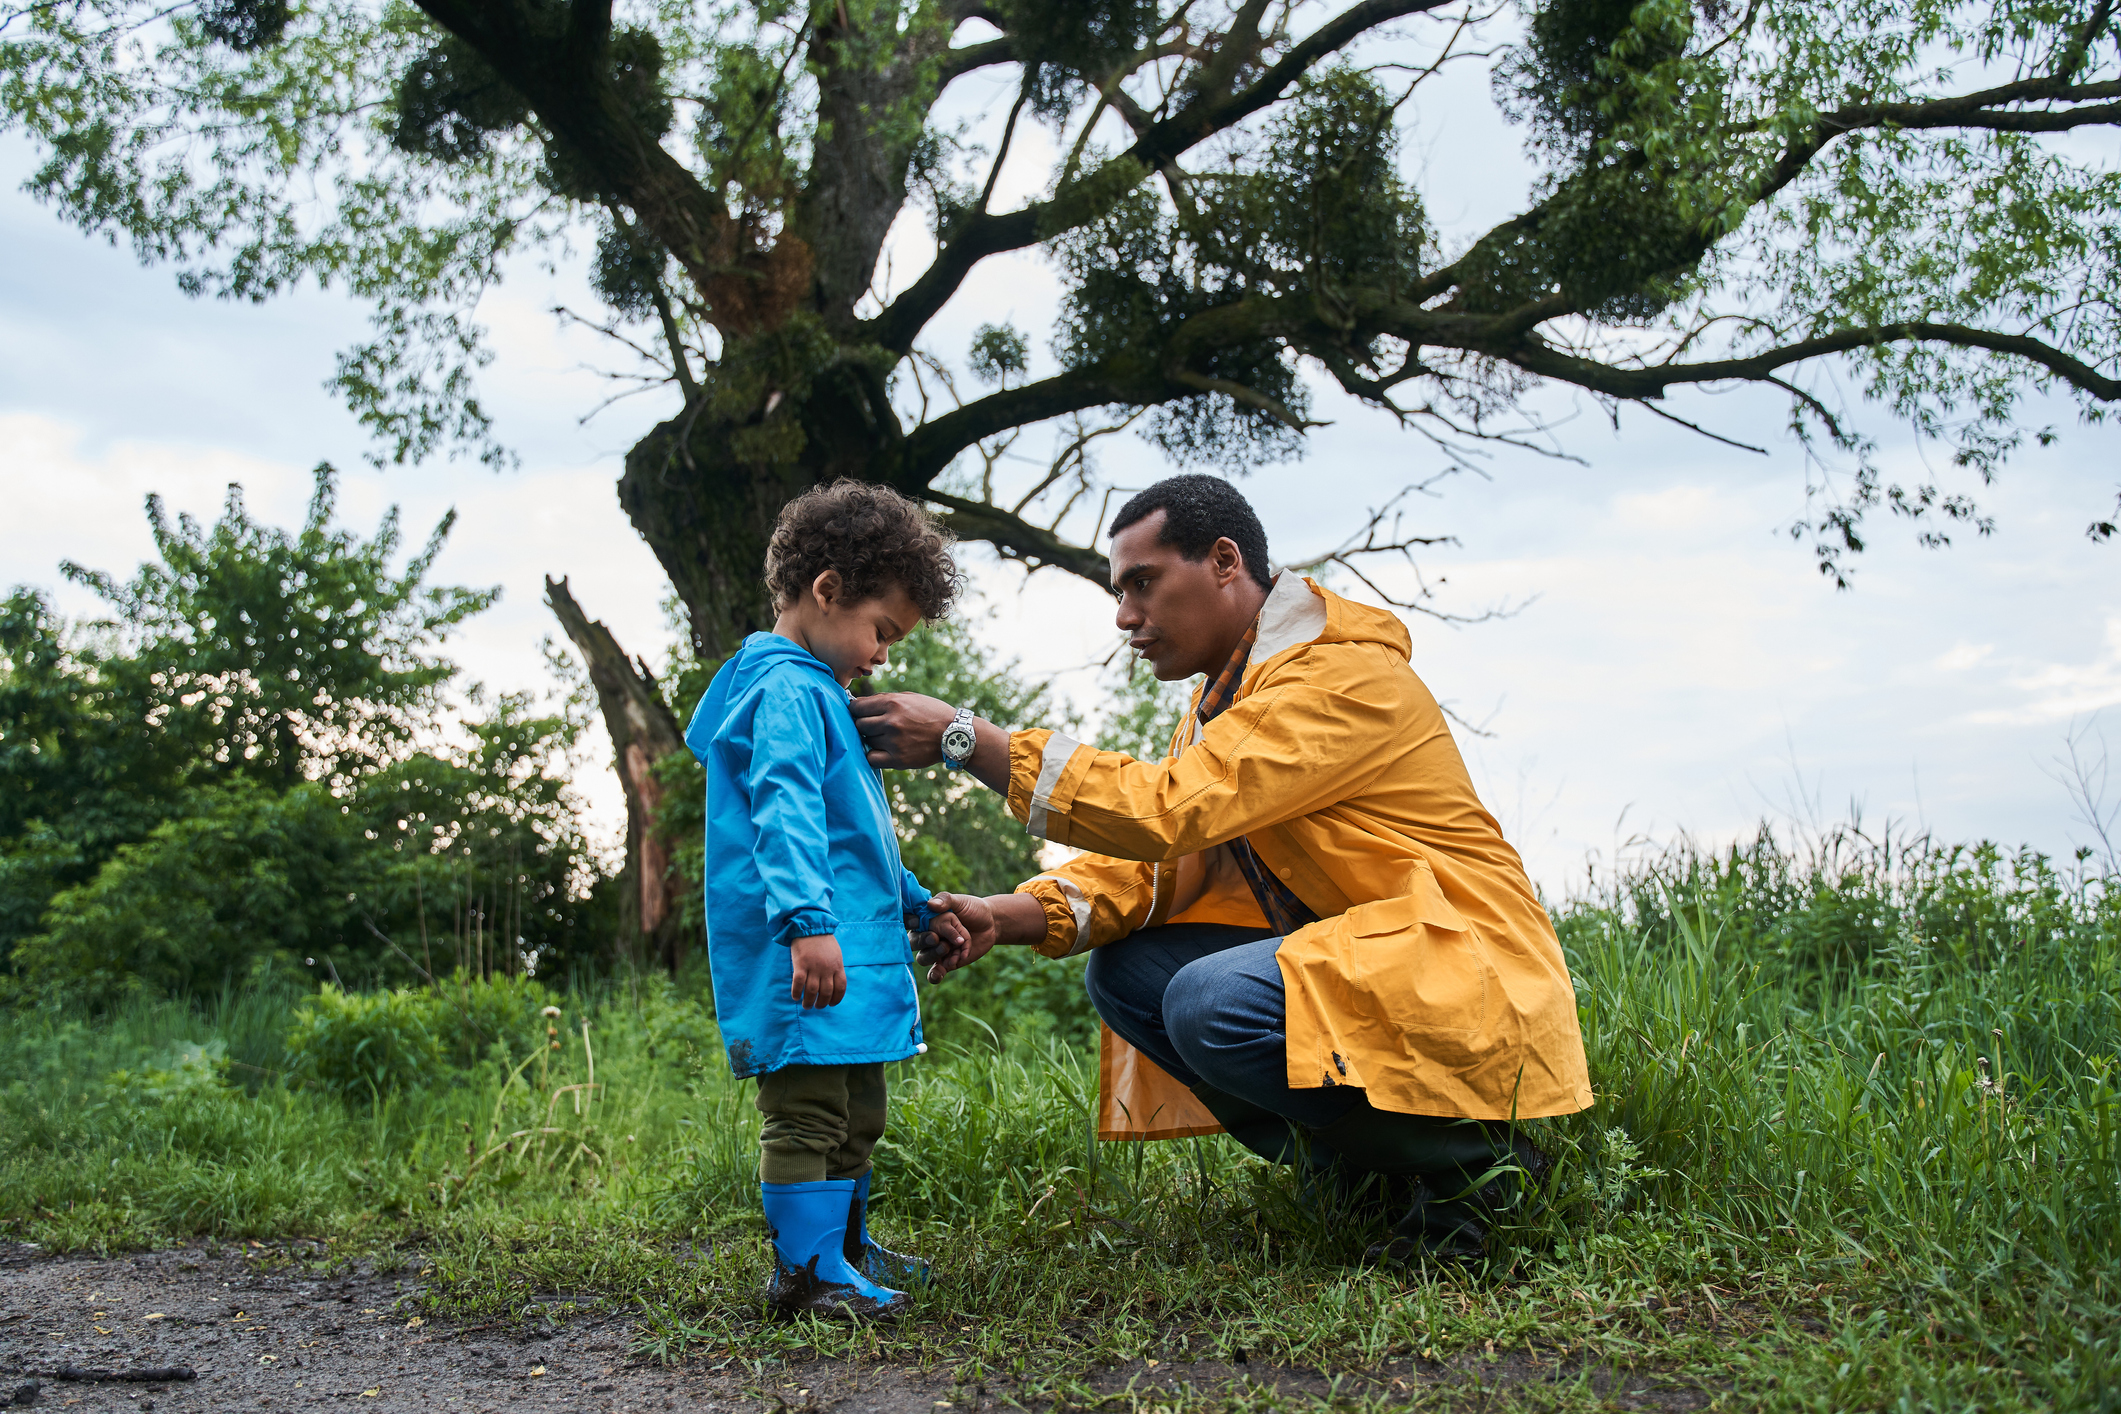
[853,693,1013,792]
[915,892,999,983]
[849,692,954,769]
[789,934,846,1009]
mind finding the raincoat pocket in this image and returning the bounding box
[1341,868,1496,1068]
[833,918,915,967]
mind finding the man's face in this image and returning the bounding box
[1109,511,1248,681]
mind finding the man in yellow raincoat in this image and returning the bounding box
[852,476,1592,1261]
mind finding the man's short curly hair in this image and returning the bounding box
[764,480,963,620]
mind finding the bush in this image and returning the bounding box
[424,971,556,1067]
[284,974,564,1103]
[2,471,614,1004]
[284,985,445,1101]
[920,948,1098,1051]
[11,780,365,1005]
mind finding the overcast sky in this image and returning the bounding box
[4,25,2118,896]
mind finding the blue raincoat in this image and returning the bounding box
[686,632,928,1078]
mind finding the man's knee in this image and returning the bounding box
[1081,945,1112,1005]
[1164,944,1288,1091]
[1163,959,1240,1079]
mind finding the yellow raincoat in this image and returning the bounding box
[1009,574,1594,1139]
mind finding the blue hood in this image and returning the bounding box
[687,631,843,748]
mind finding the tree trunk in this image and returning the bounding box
[617,356,905,657]
[544,575,690,975]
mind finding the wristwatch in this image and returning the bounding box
[939,704,978,770]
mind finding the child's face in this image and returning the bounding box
[796,575,923,686]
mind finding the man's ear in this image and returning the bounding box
[1211,536,1246,588]
[810,568,844,610]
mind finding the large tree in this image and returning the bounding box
[6,0,2118,934]
[6,0,2117,642]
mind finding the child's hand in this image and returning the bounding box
[918,893,998,983]
[789,933,846,1008]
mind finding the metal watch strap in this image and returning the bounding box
[941,703,977,769]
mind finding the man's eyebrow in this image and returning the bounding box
[1111,561,1155,590]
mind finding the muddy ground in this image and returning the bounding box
[0,1243,1714,1411]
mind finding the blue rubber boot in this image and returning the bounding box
[842,1171,930,1288]
[761,1180,908,1320]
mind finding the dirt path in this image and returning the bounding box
[0,1243,1712,1411]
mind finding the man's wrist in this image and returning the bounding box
[966,719,1012,794]
[989,893,1050,948]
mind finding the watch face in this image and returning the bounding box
[941,723,976,761]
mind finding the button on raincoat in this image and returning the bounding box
[1009,575,1593,1137]
[687,633,928,1079]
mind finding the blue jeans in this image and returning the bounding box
[1083,923,1363,1145]
[1084,923,1539,1219]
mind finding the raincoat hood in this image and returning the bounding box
[1312,587,1414,656]
[687,632,842,744]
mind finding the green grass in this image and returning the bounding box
[5,826,2119,1410]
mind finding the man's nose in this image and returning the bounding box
[1114,596,1143,631]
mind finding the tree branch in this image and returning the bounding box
[938,35,1015,84]
[413,0,806,336]
[977,84,1030,214]
[892,363,1184,488]
[544,575,688,969]
[861,0,1455,354]
[1508,321,2121,404]
[1281,485,1522,626]
[1809,83,2121,137]
[926,492,1113,583]
[651,283,699,404]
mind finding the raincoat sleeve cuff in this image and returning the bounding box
[1008,729,1095,842]
[772,909,838,946]
[1015,875,1094,959]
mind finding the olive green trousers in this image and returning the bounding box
[755,1062,887,1185]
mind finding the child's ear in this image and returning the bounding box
[810,569,843,610]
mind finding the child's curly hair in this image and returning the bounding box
[764,480,963,620]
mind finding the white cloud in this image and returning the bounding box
[1937,642,1995,671]
[1968,616,2121,725]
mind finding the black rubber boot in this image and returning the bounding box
[1188,1084,1307,1164]
[1305,1109,1550,1264]
[1190,1086,1413,1235]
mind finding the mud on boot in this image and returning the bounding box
[761,1180,910,1320]
[843,1171,930,1288]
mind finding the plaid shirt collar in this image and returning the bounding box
[1194,620,1260,726]
[1186,600,1317,936]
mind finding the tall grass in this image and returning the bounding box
[1548,826,2121,1406]
[1560,827,2121,1265]
[4,824,2119,1407]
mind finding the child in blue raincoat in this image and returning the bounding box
[685,480,989,1320]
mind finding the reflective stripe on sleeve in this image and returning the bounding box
[1032,874,1096,956]
[1025,732,1086,839]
